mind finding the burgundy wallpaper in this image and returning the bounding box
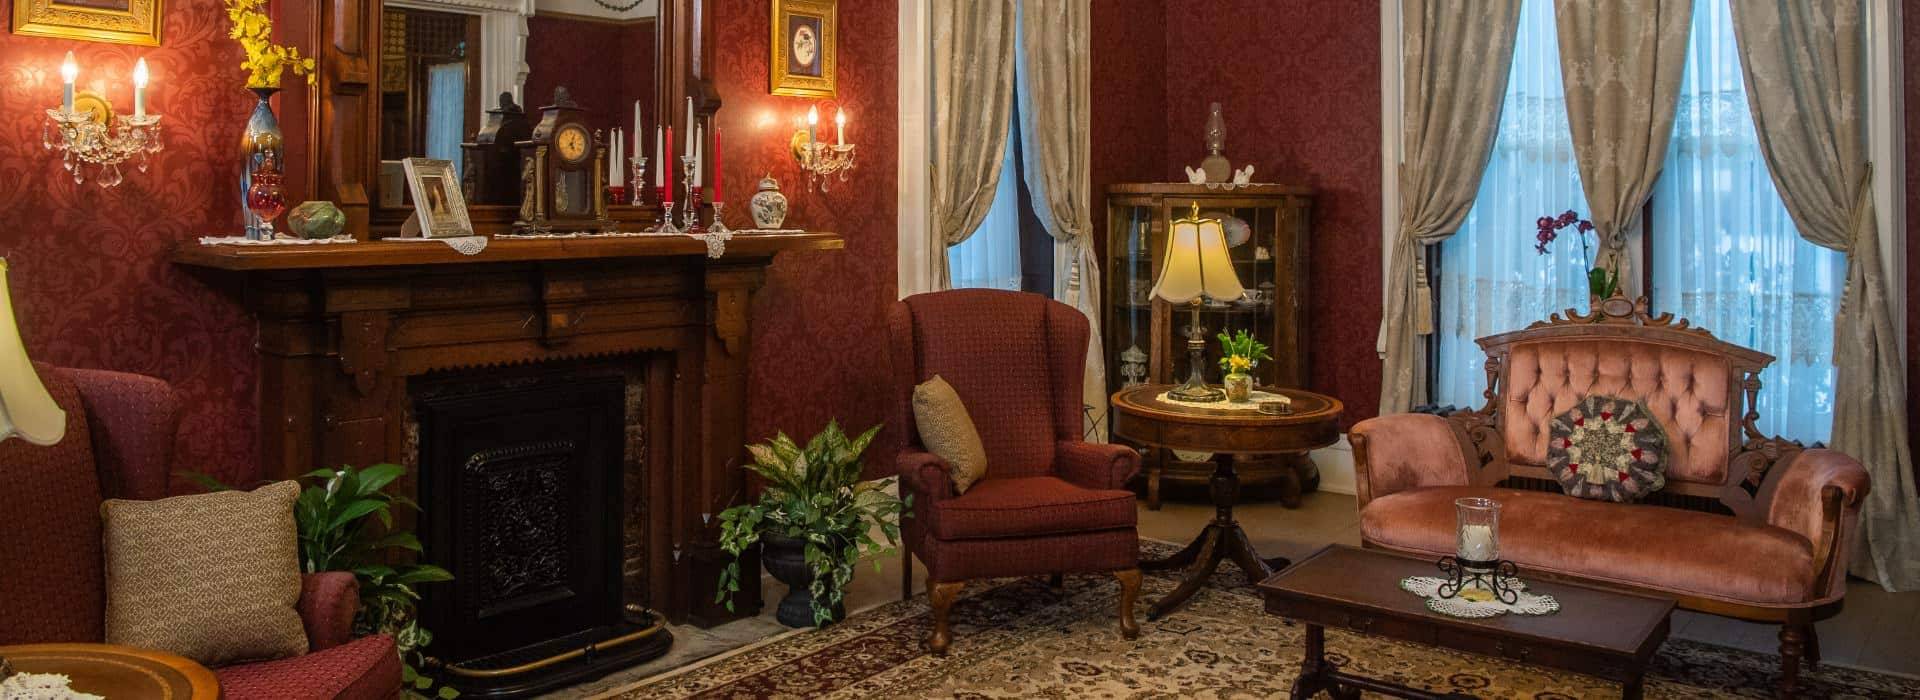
[1089,0,1168,262]
[709,0,900,475]
[0,0,258,484]
[524,16,656,141]
[1157,0,1385,426]
[1905,9,1919,464]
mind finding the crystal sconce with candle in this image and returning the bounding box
[42,52,164,187]
[789,105,854,192]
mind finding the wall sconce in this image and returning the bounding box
[43,52,164,187]
[789,105,854,192]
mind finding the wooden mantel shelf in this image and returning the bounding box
[172,232,842,271]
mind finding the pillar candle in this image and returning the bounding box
[1458,523,1496,561]
[711,126,723,202]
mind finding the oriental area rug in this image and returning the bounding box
[598,543,1920,699]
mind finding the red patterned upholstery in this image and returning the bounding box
[924,476,1137,540]
[888,289,1141,585]
[215,634,403,700]
[0,365,400,698]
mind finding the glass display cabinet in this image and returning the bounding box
[1104,183,1315,506]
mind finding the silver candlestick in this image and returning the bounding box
[708,201,731,234]
[629,156,648,206]
[680,155,702,233]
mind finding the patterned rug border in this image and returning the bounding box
[595,541,1920,699]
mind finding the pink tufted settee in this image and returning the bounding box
[1351,297,1868,695]
[0,365,401,699]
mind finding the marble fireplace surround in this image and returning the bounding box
[173,233,841,633]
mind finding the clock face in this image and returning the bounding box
[556,125,591,164]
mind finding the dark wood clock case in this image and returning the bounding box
[515,87,613,234]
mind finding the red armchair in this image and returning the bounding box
[0,365,401,700]
[888,289,1142,655]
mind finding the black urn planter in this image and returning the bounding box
[761,533,847,628]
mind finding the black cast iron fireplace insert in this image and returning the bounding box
[414,370,670,698]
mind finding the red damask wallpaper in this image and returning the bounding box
[0,0,258,484]
[709,0,900,475]
[524,15,656,140]
[1159,1,1385,426]
[1904,9,1919,464]
[1089,0,1169,262]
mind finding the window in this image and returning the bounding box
[1434,0,1843,442]
[948,113,1025,291]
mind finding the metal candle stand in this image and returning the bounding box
[1435,556,1521,605]
[680,155,703,233]
[629,156,648,206]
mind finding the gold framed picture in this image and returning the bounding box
[402,158,474,238]
[769,0,835,97]
[12,0,164,46]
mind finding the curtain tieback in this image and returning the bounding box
[1412,253,1435,336]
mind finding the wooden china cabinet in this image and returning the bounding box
[1103,183,1315,507]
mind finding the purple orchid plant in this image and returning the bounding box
[1534,210,1619,299]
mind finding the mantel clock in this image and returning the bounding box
[515,87,613,233]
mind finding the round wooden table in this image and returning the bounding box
[0,643,220,699]
[1111,384,1343,620]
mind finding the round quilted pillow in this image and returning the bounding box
[1546,395,1668,503]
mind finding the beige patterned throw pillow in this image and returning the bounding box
[101,480,308,666]
[913,375,990,493]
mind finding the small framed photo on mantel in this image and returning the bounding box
[401,158,474,238]
[770,0,835,97]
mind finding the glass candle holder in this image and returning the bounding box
[1454,497,1500,566]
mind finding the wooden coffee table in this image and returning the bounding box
[1111,384,1342,620]
[0,643,220,699]
[1257,546,1674,700]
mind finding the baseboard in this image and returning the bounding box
[1312,434,1355,496]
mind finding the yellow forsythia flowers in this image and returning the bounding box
[224,0,316,88]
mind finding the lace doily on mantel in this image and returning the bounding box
[1155,390,1292,411]
[198,235,356,246]
[1399,575,1561,619]
[380,235,488,255]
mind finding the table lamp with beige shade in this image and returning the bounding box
[0,259,66,445]
[1150,203,1246,403]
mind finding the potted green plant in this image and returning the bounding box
[189,465,456,699]
[1216,329,1271,402]
[714,421,910,628]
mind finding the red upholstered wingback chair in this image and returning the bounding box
[887,289,1143,655]
[1350,298,1869,694]
[0,365,401,700]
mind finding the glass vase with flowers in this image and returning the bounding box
[1215,329,1270,403]
[1533,210,1619,300]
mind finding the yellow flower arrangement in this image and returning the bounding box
[224,0,315,88]
[1216,329,1271,377]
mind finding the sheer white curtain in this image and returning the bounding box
[426,63,467,174]
[948,115,1023,291]
[1434,0,1591,408]
[1650,0,1842,442]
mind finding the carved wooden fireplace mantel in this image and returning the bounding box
[174,233,840,638]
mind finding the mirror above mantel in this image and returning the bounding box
[371,0,665,229]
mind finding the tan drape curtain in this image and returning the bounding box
[1015,0,1106,440]
[1553,0,1692,291]
[1376,0,1524,414]
[930,0,1018,290]
[1731,0,1920,591]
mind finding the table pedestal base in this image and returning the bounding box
[1141,460,1289,620]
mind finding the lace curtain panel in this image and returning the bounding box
[426,62,466,175]
[1434,0,1591,408]
[1650,0,1841,443]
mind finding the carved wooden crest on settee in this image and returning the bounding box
[1447,293,1805,521]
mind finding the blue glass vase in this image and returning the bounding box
[240,87,283,240]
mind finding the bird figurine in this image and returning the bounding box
[1185,166,1207,184]
[1232,164,1256,185]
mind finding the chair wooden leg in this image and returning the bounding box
[1778,623,1806,698]
[927,581,965,656]
[1806,623,1822,670]
[900,538,914,601]
[1115,568,1141,640]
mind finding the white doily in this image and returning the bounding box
[381,235,488,255]
[495,230,683,239]
[1155,390,1291,411]
[198,235,356,246]
[1399,575,1561,619]
[1,672,105,700]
